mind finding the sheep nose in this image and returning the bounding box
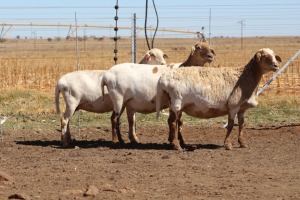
[272,64,279,71]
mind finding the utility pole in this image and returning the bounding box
[237,20,245,50]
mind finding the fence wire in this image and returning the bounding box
[0,24,299,128]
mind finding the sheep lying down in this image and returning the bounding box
[156,48,282,150]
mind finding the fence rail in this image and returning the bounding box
[0,24,299,106]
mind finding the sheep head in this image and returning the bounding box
[255,48,282,73]
[139,48,168,65]
[188,42,216,65]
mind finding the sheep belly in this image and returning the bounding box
[126,100,157,114]
[78,94,113,113]
[183,103,228,119]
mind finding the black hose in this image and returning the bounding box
[144,0,151,50]
[151,0,159,49]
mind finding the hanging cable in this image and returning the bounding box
[113,0,119,64]
[144,0,159,50]
[151,0,159,49]
[144,0,151,50]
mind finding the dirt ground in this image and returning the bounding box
[0,124,300,200]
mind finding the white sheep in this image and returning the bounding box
[138,48,169,65]
[156,48,282,150]
[55,48,168,147]
[101,42,215,145]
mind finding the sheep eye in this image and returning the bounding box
[196,47,202,51]
[150,53,156,58]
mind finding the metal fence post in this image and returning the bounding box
[132,13,137,63]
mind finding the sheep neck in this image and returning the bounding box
[179,55,206,67]
[230,58,263,103]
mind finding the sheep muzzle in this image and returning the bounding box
[207,54,214,62]
[271,64,279,71]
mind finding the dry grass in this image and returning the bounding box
[0,36,299,104]
[0,37,299,129]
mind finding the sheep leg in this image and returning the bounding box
[110,93,126,145]
[237,111,248,148]
[224,115,235,150]
[60,106,75,148]
[126,109,139,144]
[177,113,196,151]
[177,111,186,147]
[111,111,124,145]
[110,111,119,144]
[168,110,181,150]
[115,114,124,145]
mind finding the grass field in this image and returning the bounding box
[0,36,299,91]
[0,36,299,131]
[1,36,299,200]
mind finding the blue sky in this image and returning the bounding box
[1,0,299,38]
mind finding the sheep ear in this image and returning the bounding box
[149,52,156,58]
[163,53,169,59]
[190,46,196,56]
[146,54,151,61]
[211,48,216,56]
[275,55,282,62]
[195,43,202,50]
[255,51,262,62]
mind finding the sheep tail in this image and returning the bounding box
[101,78,106,102]
[156,83,164,119]
[54,84,61,114]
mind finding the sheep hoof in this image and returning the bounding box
[119,139,125,145]
[111,141,125,149]
[224,143,233,150]
[61,140,74,148]
[183,144,196,151]
[240,143,248,148]
[61,133,72,147]
[171,142,182,151]
[62,143,72,148]
[129,137,139,144]
[130,140,139,145]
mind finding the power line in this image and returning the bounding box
[0,4,299,9]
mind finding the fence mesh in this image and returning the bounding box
[0,25,299,127]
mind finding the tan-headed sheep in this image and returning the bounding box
[101,42,215,145]
[55,48,168,148]
[156,48,282,150]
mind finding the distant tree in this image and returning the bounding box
[16,35,20,39]
[47,38,52,42]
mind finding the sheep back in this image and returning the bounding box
[158,66,256,117]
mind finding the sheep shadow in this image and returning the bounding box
[15,139,171,150]
[15,139,222,151]
[196,144,222,150]
[15,139,112,149]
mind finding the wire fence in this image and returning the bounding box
[0,17,299,128]
[0,23,299,94]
